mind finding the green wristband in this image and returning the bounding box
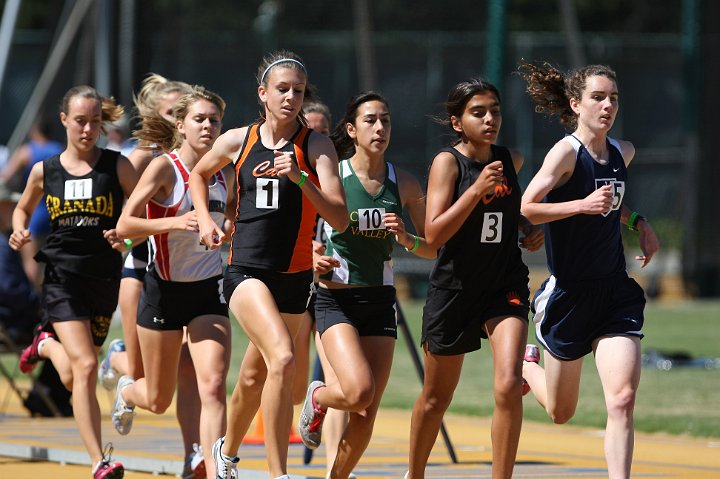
[295,170,308,187]
[406,234,420,253]
[124,239,133,250]
[627,211,645,231]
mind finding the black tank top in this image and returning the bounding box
[228,123,319,272]
[429,145,528,290]
[36,149,124,279]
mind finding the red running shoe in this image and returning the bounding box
[93,443,124,479]
[19,329,55,374]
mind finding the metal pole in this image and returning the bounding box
[0,0,23,102]
[5,0,94,154]
[558,0,586,68]
[117,0,136,108]
[396,301,458,464]
[484,0,506,87]
[94,0,112,96]
[353,0,376,91]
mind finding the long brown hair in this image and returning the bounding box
[61,85,124,129]
[255,50,308,124]
[517,61,617,131]
[434,78,501,144]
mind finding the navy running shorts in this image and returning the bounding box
[531,273,646,361]
[121,243,149,281]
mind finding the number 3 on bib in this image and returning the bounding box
[480,212,503,243]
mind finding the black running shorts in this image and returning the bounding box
[223,265,313,315]
[41,263,120,346]
[422,282,530,356]
[137,268,227,331]
[314,285,397,338]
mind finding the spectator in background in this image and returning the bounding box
[0,117,64,289]
[105,114,136,157]
[0,182,35,344]
[0,145,9,171]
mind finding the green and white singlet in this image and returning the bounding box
[321,159,402,286]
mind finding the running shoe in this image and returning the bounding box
[112,375,135,435]
[182,442,206,479]
[522,344,540,396]
[92,443,124,479]
[212,437,238,479]
[98,339,126,390]
[298,380,327,449]
[18,327,55,374]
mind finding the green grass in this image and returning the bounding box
[5,299,718,438]
[131,299,720,438]
[379,299,720,438]
[221,299,720,438]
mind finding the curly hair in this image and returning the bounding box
[517,61,617,131]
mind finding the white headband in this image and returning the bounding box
[260,58,306,84]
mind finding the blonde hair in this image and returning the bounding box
[134,85,225,152]
[131,73,193,150]
[133,73,192,118]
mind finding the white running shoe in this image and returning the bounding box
[112,375,135,435]
[98,339,125,390]
[212,437,238,479]
[298,380,327,449]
